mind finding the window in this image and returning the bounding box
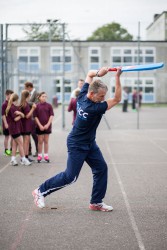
[135,49,142,54]
[146,80,153,84]
[30,56,38,63]
[65,86,71,92]
[50,47,73,72]
[56,87,61,92]
[53,79,60,84]
[19,49,28,55]
[65,56,71,63]
[134,57,143,63]
[145,87,154,93]
[19,56,28,62]
[64,65,72,71]
[89,47,101,70]
[145,49,153,54]
[111,47,155,65]
[30,49,39,54]
[112,49,121,54]
[52,77,73,103]
[113,56,121,63]
[17,47,40,72]
[134,80,142,85]
[128,87,132,92]
[124,49,131,54]
[29,64,39,71]
[52,64,61,71]
[110,76,155,103]
[90,56,99,63]
[145,57,154,63]
[123,57,132,63]
[91,49,99,54]
[19,79,26,84]
[124,79,131,85]
[52,56,61,62]
[64,79,71,84]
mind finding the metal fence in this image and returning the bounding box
[1,22,86,129]
[0,24,4,126]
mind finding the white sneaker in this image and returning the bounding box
[32,188,45,208]
[10,159,18,166]
[21,158,31,166]
[89,202,113,212]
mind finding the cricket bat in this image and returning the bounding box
[108,62,164,72]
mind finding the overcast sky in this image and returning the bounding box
[0,0,166,40]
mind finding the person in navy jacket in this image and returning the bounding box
[32,67,122,211]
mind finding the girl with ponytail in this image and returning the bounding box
[20,90,36,162]
[6,93,31,166]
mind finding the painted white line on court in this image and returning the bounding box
[147,137,167,155]
[0,162,10,174]
[0,155,20,175]
[9,150,59,250]
[10,205,34,250]
[106,141,146,250]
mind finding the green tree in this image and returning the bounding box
[87,22,133,41]
[22,23,62,41]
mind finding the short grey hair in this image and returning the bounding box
[88,79,108,94]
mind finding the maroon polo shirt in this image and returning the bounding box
[7,104,23,135]
[34,102,54,133]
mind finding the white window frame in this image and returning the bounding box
[88,47,101,70]
[50,46,73,73]
[52,76,72,103]
[110,77,156,103]
[111,47,156,66]
[17,47,41,72]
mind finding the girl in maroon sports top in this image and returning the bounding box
[5,93,31,166]
[34,92,54,163]
[20,90,36,162]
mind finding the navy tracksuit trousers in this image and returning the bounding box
[39,141,108,204]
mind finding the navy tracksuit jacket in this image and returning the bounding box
[39,83,108,204]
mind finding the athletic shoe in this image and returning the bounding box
[4,149,12,156]
[10,159,18,166]
[27,157,34,162]
[89,202,113,212]
[21,158,31,166]
[44,156,50,163]
[32,188,45,208]
[37,156,42,163]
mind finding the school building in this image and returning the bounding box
[6,39,167,104]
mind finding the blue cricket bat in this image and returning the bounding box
[109,62,164,72]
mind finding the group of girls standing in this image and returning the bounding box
[4,90,54,166]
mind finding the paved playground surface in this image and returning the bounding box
[0,105,167,250]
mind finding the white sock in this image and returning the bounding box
[44,153,48,157]
[11,156,16,161]
[21,156,26,161]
